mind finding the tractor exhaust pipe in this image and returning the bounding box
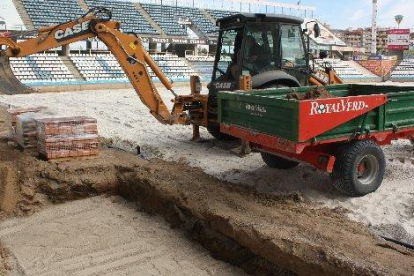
[0,53,36,95]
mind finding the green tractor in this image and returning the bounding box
[206,13,325,139]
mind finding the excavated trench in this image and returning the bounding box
[1,134,414,276]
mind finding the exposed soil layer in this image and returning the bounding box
[286,86,336,100]
[0,133,413,275]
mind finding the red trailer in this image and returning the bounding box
[218,84,414,196]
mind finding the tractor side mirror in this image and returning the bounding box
[314,23,321,38]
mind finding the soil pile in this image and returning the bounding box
[286,86,336,100]
[0,139,138,218]
[0,105,8,134]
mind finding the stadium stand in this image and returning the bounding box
[70,54,126,81]
[140,4,187,36]
[186,56,215,80]
[13,0,387,86]
[84,0,158,34]
[10,54,76,83]
[151,54,195,81]
[182,7,218,38]
[314,59,380,80]
[19,0,236,38]
[140,4,231,38]
[391,59,414,81]
[21,0,84,29]
[68,53,195,82]
[206,9,237,21]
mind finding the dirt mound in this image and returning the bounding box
[286,86,336,100]
[0,165,19,214]
[0,105,9,135]
[0,137,136,217]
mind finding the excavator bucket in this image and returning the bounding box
[0,53,36,95]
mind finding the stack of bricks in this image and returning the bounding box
[6,106,46,142]
[36,117,99,160]
[15,112,46,150]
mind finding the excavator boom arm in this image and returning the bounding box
[0,8,182,124]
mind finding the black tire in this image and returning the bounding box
[261,83,290,89]
[261,152,299,169]
[207,125,237,141]
[331,140,385,197]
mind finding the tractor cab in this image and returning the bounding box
[211,13,310,91]
[207,13,319,139]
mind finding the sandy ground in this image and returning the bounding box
[0,136,412,275]
[0,195,245,276]
[1,83,414,244]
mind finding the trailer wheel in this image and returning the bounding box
[261,152,299,169]
[331,140,385,196]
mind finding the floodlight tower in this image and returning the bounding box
[371,0,378,54]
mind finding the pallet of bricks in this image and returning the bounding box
[6,106,47,143]
[36,117,99,160]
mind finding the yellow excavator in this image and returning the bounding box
[0,8,342,139]
[0,8,208,128]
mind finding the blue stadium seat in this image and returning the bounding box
[84,0,158,35]
[10,54,76,83]
[22,0,85,29]
[391,59,414,81]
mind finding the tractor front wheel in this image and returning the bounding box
[331,140,385,196]
[207,125,237,141]
[261,152,299,169]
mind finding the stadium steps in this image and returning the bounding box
[387,60,404,81]
[60,56,86,81]
[345,61,379,78]
[200,9,216,25]
[77,0,90,13]
[134,3,167,37]
[392,59,403,70]
[11,0,34,31]
[187,24,206,38]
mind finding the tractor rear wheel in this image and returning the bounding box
[261,152,299,169]
[331,140,385,196]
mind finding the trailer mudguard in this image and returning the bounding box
[251,70,301,89]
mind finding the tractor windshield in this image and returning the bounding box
[213,22,307,83]
[242,23,279,75]
[280,24,306,68]
[213,28,241,80]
